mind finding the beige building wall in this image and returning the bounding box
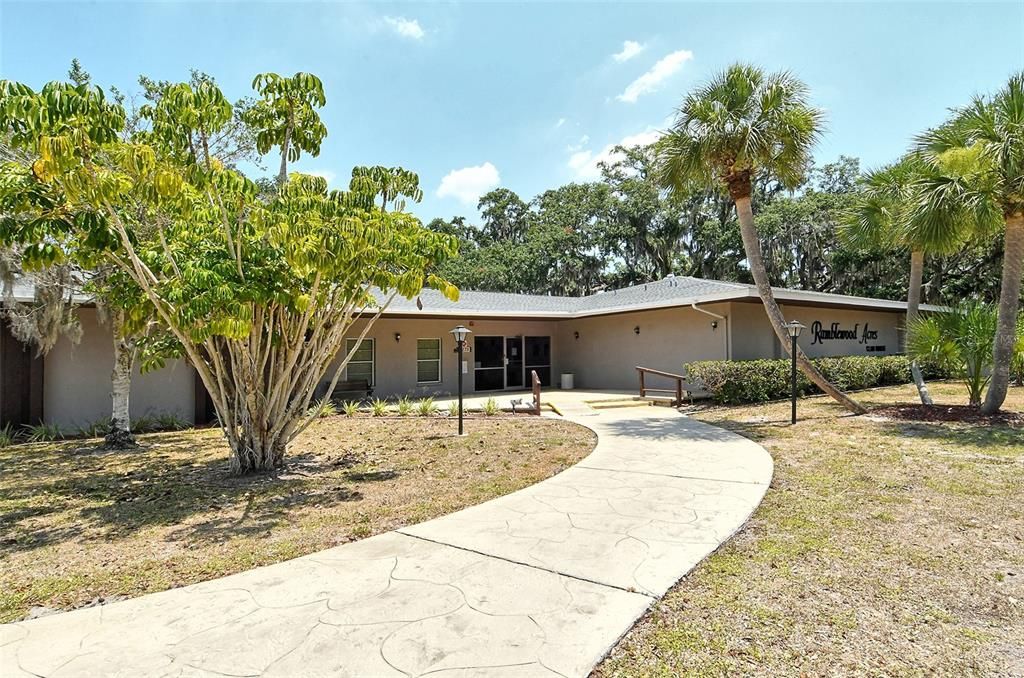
[43,308,195,429]
[554,304,731,390]
[729,301,904,360]
[33,300,909,426]
[330,316,563,398]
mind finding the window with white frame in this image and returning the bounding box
[345,338,375,385]
[416,338,441,384]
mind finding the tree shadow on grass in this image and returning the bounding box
[0,434,395,556]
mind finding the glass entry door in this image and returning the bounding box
[505,337,524,388]
[524,336,551,386]
[474,336,505,391]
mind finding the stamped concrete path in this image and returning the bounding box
[1,404,772,678]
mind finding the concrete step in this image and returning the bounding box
[587,399,652,410]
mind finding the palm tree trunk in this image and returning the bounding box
[733,194,867,415]
[906,249,924,324]
[104,316,136,449]
[981,212,1024,414]
[906,250,933,405]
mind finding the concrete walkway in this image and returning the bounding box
[0,404,773,678]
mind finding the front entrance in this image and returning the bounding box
[474,335,550,391]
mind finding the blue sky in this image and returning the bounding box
[2,2,1022,221]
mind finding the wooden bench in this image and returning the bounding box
[326,379,373,403]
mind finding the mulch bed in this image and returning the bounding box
[873,403,1024,427]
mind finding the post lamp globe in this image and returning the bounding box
[449,325,471,436]
[785,320,805,424]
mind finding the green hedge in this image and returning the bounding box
[687,355,946,405]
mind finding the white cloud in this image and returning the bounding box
[555,117,567,128]
[612,40,645,63]
[566,134,590,153]
[436,162,501,205]
[383,16,425,40]
[617,49,693,103]
[567,129,662,179]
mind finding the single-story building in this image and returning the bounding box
[1,276,935,430]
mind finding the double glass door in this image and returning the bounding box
[473,335,550,391]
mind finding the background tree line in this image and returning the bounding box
[427,148,1006,303]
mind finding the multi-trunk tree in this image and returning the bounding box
[0,72,457,473]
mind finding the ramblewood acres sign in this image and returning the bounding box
[809,321,885,352]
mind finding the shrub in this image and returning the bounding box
[396,396,414,417]
[907,302,998,406]
[308,398,339,419]
[446,401,460,417]
[687,355,947,405]
[342,400,360,417]
[0,424,15,448]
[22,422,63,443]
[371,398,389,417]
[416,398,438,416]
[482,397,500,416]
[76,419,110,439]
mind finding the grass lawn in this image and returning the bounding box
[0,415,594,623]
[596,382,1024,677]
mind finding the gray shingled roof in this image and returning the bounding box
[386,276,925,316]
[8,274,929,317]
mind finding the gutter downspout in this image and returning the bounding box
[691,302,730,360]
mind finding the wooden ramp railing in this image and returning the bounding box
[636,366,698,407]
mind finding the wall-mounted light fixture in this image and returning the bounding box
[634,326,640,335]
[574,331,580,340]
[394,332,401,343]
[711,320,718,330]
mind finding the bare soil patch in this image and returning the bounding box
[0,415,594,622]
[873,402,1024,427]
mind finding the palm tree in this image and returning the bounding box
[914,73,1024,414]
[659,63,866,414]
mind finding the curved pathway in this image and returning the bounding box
[0,405,772,678]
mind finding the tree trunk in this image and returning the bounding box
[732,191,867,415]
[277,126,292,185]
[104,319,136,449]
[906,249,924,325]
[982,212,1024,414]
[906,250,933,405]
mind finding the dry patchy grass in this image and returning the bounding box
[0,415,594,622]
[597,383,1024,677]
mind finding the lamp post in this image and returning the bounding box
[786,320,805,425]
[449,325,471,436]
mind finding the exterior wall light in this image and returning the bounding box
[634,326,640,335]
[574,331,580,340]
[394,332,401,343]
[711,320,718,330]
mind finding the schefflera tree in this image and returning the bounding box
[0,73,458,473]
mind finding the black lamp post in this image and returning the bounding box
[449,325,471,436]
[786,320,805,425]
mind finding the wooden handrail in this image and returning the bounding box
[636,365,695,407]
[635,365,687,380]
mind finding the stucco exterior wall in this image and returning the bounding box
[554,304,731,390]
[329,316,563,398]
[43,308,195,429]
[29,299,910,427]
[728,301,904,360]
